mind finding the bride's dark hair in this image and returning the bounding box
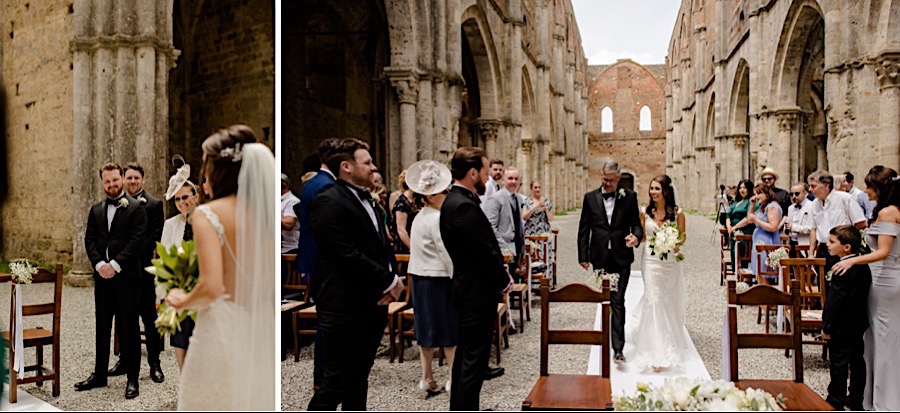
[645,174,678,222]
[201,124,259,200]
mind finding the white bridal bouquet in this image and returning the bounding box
[614,378,785,411]
[649,221,685,261]
[146,241,200,335]
[9,259,37,285]
[766,246,789,269]
[591,268,619,292]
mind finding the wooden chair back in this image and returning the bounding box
[754,244,784,284]
[539,277,611,378]
[734,234,753,267]
[6,264,64,402]
[780,258,826,309]
[394,254,412,302]
[281,253,308,301]
[726,279,803,383]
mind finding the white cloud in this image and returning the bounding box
[572,0,681,66]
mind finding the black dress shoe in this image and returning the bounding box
[508,325,518,335]
[125,379,139,399]
[108,359,126,377]
[614,351,626,364]
[484,367,505,381]
[149,362,165,383]
[74,374,107,391]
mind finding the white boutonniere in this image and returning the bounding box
[617,188,626,199]
[118,197,129,208]
[825,270,833,282]
[138,196,147,204]
[369,192,379,204]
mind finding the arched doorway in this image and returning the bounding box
[731,59,751,179]
[459,6,501,155]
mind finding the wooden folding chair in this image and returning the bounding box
[522,277,613,410]
[720,228,733,285]
[509,244,533,331]
[754,244,784,327]
[726,280,832,410]
[494,293,510,364]
[550,229,559,288]
[781,258,828,360]
[291,272,317,362]
[282,253,307,300]
[734,234,754,283]
[2,264,64,403]
[390,255,413,362]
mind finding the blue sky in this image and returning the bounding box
[571,0,682,65]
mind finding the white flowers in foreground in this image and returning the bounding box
[614,378,784,411]
[591,268,619,292]
[9,259,37,284]
[649,221,685,261]
[766,247,789,269]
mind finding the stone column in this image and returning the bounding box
[875,53,900,168]
[478,120,501,160]
[775,108,801,183]
[815,135,828,171]
[519,139,534,191]
[416,76,434,160]
[386,69,420,169]
[70,0,177,274]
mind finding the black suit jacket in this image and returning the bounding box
[577,188,644,269]
[822,260,871,336]
[136,191,164,271]
[85,194,148,279]
[310,179,396,315]
[440,185,510,310]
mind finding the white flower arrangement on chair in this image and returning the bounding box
[614,377,784,411]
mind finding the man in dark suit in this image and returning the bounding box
[295,137,339,387]
[75,163,147,399]
[441,146,513,411]
[823,225,872,411]
[307,138,404,411]
[105,162,165,383]
[577,160,643,364]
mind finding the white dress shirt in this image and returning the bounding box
[281,191,301,253]
[810,190,867,244]
[600,188,616,224]
[95,193,125,274]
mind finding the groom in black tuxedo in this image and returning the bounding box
[577,160,643,363]
[307,138,404,411]
[75,163,147,399]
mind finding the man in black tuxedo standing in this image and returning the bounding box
[106,162,165,383]
[75,163,147,399]
[307,138,404,411]
[577,160,643,364]
[441,146,513,411]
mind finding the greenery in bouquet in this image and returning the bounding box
[766,246,789,269]
[591,268,619,292]
[9,259,37,285]
[145,240,199,336]
[649,221,686,261]
[614,378,784,411]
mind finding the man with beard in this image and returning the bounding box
[479,159,504,202]
[440,147,513,410]
[106,162,165,383]
[76,163,147,399]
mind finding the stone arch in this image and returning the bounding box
[461,5,502,120]
[730,59,751,135]
[705,93,715,147]
[384,0,416,67]
[521,65,536,142]
[770,0,825,106]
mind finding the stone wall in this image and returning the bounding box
[586,60,667,198]
[1,1,74,264]
[666,0,900,213]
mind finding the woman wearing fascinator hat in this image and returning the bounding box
[406,160,457,396]
[159,156,201,370]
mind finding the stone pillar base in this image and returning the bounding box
[65,270,94,288]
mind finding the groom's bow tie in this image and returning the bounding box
[350,185,373,203]
[602,191,616,200]
[106,196,123,206]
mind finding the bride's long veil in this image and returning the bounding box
[233,143,276,409]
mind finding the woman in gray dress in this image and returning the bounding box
[832,166,899,410]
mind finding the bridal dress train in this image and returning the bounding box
[177,143,275,410]
[629,213,688,371]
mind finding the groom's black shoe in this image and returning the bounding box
[484,367,505,381]
[74,374,107,391]
[149,362,165,383]
[125,378,140,399]
[108,359,127,377]
[614,351,626,364]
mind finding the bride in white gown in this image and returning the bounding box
[165,125,276,410]
[630,174,688,372]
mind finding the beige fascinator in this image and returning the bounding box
[406,160,452,196]
[165,155,192,200]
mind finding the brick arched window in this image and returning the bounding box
[639,105,652,131]
[601,106,613,133]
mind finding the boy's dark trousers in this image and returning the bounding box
[826,333,866,411]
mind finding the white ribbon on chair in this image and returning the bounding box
[776,266,785,333]
[13,284,25,373]
[721,303,731,380]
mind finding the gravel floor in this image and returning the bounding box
[1,282,181,410]
[281,211,831,411]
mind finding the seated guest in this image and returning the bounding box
[407,160,457,396]
[823,225,871,411]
